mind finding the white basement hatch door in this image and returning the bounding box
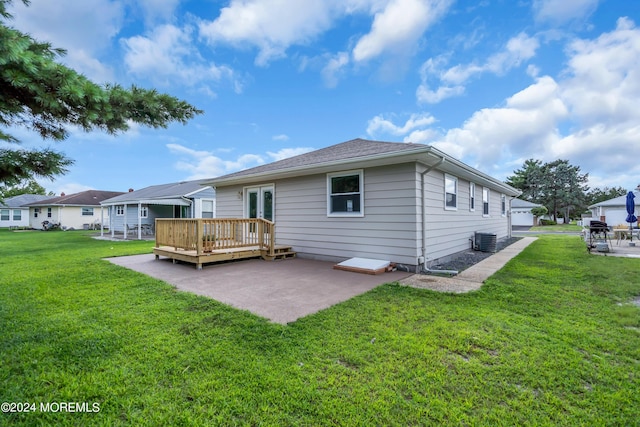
[333,257,392,275]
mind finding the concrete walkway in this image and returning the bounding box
[400,237,537,293]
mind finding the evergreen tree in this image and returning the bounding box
[0,0,202,186]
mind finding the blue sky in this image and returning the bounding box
[5,0,640,195]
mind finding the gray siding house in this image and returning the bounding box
[207,139,520,272]
[100,180,215,239]
[588,189,639,227]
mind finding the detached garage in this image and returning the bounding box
[511,199,543,227]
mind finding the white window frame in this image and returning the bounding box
[501,194,506,217]
[139,205,148,218]
[82,207,94,216]
[34,208,40,218]
[444,174,458,210]
[482,187,490,217]
[469,182,475,212]
[0,209,8,221]
[116,205,125,216]
[327,169,364,217]
[13,209,21,221]
[47,207,52,218]
[201,199,215,219]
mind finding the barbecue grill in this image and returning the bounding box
[588,220,611,252]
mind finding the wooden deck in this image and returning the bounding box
[153,218,295,269]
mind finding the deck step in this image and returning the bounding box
[263,245,296,261]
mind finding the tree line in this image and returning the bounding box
[506,159,627,222]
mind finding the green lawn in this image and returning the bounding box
[529,223,583,232]
[1,230,639,426]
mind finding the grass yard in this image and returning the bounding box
[529,223,583,232]
[1,230,639,426]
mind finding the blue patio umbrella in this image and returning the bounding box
[626,191,637,241]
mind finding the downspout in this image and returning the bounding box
[180,197,194,218]
[419,155,458,275]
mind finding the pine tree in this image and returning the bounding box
[0,0,202,187]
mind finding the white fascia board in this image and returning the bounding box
[183,186,213,198]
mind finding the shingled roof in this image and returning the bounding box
[213,138,428,182]
[27,190,125,207]
[102,179,212,205]
[207,138,520,195]
[1,194,51,208]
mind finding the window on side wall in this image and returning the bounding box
[82,207,94,216]
[116,205,124,216]
[483,187,490,216]
[139,205,148,218]
[501,194,506,217]
[47,207,52,218]
[469,182,475,211]
[0,209,8,221]
[34,208,40,218]
[445,174,457,210]
[13,210,21,221]
[202,200,214,218]
[327,170,364,217]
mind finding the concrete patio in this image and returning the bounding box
[107,255,412,324]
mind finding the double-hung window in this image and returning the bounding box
[327,170,363,217]
[445,174,457,210]
[501,194,506,217]
[139,205,148,218]
[116,205,125,216]
[482,187,490,216]
[0,209,8,221]
[201,200,214,218]
[82,208,94,216]
[13,210,21,221]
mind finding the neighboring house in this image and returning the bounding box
[0,194,51,228]
[100,179,216,239]
[206,138,520,272]
[26,190,125,230]
[588,190,639,227]
[511,199,544,226]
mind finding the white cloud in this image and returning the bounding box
[166,144,315,179]
[367,112,437,137]
[272,134,290,141]
[52,182,95,196]
[321,52,350,88]
[122,24,240,92]
[422,18,640,188]
[436,76,568,170]
[199,0,336,66]
[267,147,315,161]
[533,0,600,25]
[199,0,452,67]
[417,32,539,104]
[352,0,451,62]
[8,0,123,82]
[136,0,182,25]
[167,143,266,179]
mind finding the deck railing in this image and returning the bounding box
[155,218,275,257]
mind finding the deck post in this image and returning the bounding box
[196,219,203,256]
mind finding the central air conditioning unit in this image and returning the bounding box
[474,232,497,252]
